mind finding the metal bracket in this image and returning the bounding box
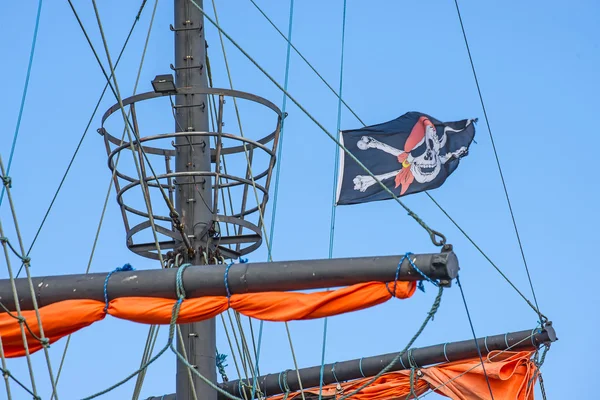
[170,63,204,73]
[170,24,203,33]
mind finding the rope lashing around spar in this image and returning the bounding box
[407,348,422,399]
[224,257,248,307]
[278,369,292,400]
[103,263,135,312]
[386,252,440,296]
[99,259,243,388]
[85,262,245,400]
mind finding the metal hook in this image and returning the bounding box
[429,229,447,247]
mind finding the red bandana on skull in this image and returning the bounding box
[394,116,435,195]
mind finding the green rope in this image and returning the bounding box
[338,286,444,400]
[189,0,446,248]
[0,301,48,347]
[407,350,419,400]
[81,296,182,399]
[0,0,43,208]
[0,237,30,264]
[528,344,549,400]
[0,365,38,400]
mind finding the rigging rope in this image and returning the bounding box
[245,0,546,320]
[0,341,38,400]
[319,2,348,398]
[0,0,43,208]
[15,0,149,278]
[49,3,157,396]
[338,286,444,400]
[268,0,295,260]
[418,330,541,399]
[205,52,255,396]
[248,0,366,127]
[209,0,266,393]
[456,276,495,400]
[208,1,307,398]
[0,157,58,398]
[132,324,161,400]
[83,264,246,400]
[91,0,170,266]
[189,0,446,248]
[70,0,194,260]
[176,325,200,400]
[0,219,39,398]
[451,0,543,324]
[0,337,12,399]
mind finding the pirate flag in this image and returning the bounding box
[335,112,476,205]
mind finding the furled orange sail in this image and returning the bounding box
[0,281,415,358]
[269,351,538,400]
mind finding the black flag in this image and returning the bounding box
[335,112,476,205]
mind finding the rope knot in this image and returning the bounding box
[406,253,440,293]
[0,237,7,244]
[40,337,50,347]
[224,262,233,306]
[1,176,12,188]
[176,263,191,300]
[386,252,439,297]
[17,316,25,324]
[104,263,136,312]
[116,263,134,273]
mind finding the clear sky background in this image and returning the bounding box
[1,0,598,399]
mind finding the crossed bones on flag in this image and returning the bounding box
[351,116,474,196]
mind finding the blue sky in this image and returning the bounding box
[1,0,598,399]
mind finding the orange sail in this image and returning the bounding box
[0,280,415,358]
[269,351,538,400]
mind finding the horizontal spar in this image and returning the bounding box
[0,252,458,312]
[212,323,555,399]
